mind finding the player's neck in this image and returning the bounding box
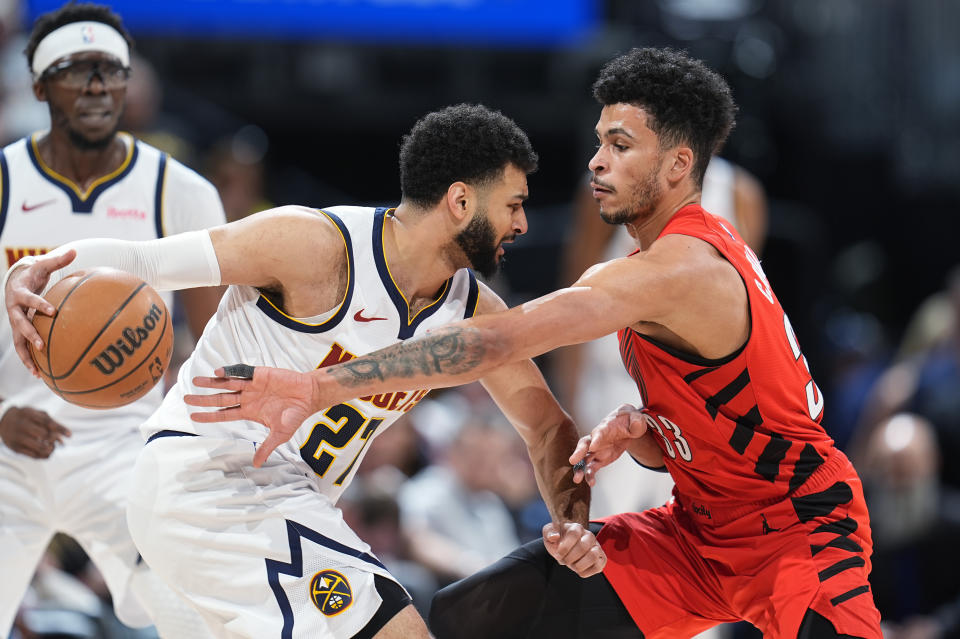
[37,130,127,191]
[381,207,458,307]
[626,187,700,250]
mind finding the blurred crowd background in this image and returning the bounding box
[2,0,958,638]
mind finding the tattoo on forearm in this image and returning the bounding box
[339,360,386,382]
[327,327,487,387]
[426,332,471,373]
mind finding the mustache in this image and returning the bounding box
[590,176,616,192]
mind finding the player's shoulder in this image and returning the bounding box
[1,135,27,154]
[268,204,371,227]
[473,278,508,315]
[134,137,216,191]
[317,204,378,225]
[239,205,354,280]
[649,232,734,278]
[251,205,351,246]
[1,134,31,163]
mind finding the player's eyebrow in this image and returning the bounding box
[596,126,636,140]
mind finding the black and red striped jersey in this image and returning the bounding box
[617,204,836,507]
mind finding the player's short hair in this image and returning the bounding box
[592,47,736,187]
[24,2,133,70]
[399,104,538,208]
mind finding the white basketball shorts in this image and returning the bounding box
[127,432,411,638]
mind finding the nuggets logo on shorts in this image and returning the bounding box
[309,570,353,616]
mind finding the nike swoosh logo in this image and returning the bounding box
[21,199,56,212]
[354,309,388,322]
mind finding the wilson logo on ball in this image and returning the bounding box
[29,268,173,409]
[89,303,166,375]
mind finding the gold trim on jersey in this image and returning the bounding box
[380,209,450,324]
[257,209,351,327]
[30,132,135,201]
[159,156,169,237]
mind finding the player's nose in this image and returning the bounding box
[588,148,607,173]
[513,208,528,236]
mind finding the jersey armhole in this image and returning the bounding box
[629,453,668,473]
[0,149,9,236]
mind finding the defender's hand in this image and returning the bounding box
[3,249,76,375]
[185,365,317,467]
[570,403,648,486]
[542,522,606,578]
[0,406,72,458]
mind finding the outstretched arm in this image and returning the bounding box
[2,206,346,374]
[189,254,661,417]
[185,277,634,462]
[187,234,747,464]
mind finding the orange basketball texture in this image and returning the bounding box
[29,268,173,409]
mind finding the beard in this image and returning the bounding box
[597,162,662,226]
[50,102,119,150]
[66,123,117,150]
[454,207,501,278]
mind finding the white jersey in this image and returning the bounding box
[700,155,736,226]
[0,132,224,637]
[149,205,480,504]
[0,132,226,439]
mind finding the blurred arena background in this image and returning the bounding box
[3,1,959,638]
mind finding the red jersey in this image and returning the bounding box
[618,204,835,509]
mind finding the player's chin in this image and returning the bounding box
[69,121,119,150]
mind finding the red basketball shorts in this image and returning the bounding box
[597,461,882,638]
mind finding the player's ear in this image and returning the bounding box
[667,146,694,184]
[445,182,472,223]
[33,80,47,102]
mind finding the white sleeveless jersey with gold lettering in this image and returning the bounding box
[0,132,225,637]
[0,132,226,439]
[148,206,480,504]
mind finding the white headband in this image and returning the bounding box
[32,21,130,79]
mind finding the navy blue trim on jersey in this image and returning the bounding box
[256,209,355,333]
[464,270,479,319]
[145,430,198,444]
[266,519,388,639]
[0,149,9,236]
[26,134,139,213]
[153,153,167,237]
[372,208,453,339]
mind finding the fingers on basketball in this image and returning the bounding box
[30,268,173,410]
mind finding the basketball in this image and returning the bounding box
[28,268,173,409]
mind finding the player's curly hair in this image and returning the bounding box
[25,2,133,71]
[592,47,736,187]
[399,104,538,208]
